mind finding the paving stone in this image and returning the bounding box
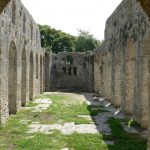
[102,141,114,145]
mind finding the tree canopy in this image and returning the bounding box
[39,25,102,53]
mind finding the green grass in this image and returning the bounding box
[26,101,38,107]
[46,94,108,124]
[103,118,147,150]
[0,93,147,150]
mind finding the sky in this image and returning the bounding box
[21,0,122,40]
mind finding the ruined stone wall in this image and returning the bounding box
[46,52,94,92]
[103,0,150,128]
[0,0,45,124]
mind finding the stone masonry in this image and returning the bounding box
[93,0,150,149]
[97,0,150,128]
[45,52,94,92]
[0,0,45,124]
[1,0,150,150]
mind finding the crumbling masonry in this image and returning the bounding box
[1,0,150,149]
[94,0,150,149]
[0,0,45,123]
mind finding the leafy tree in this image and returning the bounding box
[52,35,75,53]
[75,30,99,52]
[39,25,102,53]
[39,25,75,53]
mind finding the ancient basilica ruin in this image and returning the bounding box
[1,0,150,149]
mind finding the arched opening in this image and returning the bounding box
[21,48,27,106]
[29,51,34,100]
[36,53,38,79]
[124,39,136,115]
[66,55,73,64]
[12,0,16,24]
[8,41,17,114]
[40,55,43,93]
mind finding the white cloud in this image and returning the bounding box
[21,0,122,40]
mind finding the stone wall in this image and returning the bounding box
[94,0,150,129]
[45,52,94,92]
[0,0,45,124]
[95,1,150,148]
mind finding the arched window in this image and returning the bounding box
[66,55,73,64]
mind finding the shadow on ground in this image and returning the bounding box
[83,93,147,150]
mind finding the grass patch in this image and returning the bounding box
[104,118,147,150]
[0,93,147,150]
[26,101,38,107]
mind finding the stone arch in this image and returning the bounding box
[40,55,43,93]
[21,48,27,106]
[36,53,38,79]
[29,51,34,100]
[8,41,17,114]
[124,38,136,115]
[12,0,16,24]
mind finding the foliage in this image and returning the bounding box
[75,29,100,52]
[39,25,102,53]
[39,25,75,53]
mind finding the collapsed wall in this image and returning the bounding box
[0,0,45,123]
[45,52,94,92]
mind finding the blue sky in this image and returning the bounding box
[21,0,122,40]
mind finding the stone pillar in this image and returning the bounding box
[147,59,150,150]
[124,39,136,115]
[105,51,112,101]
[133,35,150,128]
[0,44,9,124]
[101,55,105,96]
[111,48,115,105]
[140,56,149,128]
[114,49,121,107]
